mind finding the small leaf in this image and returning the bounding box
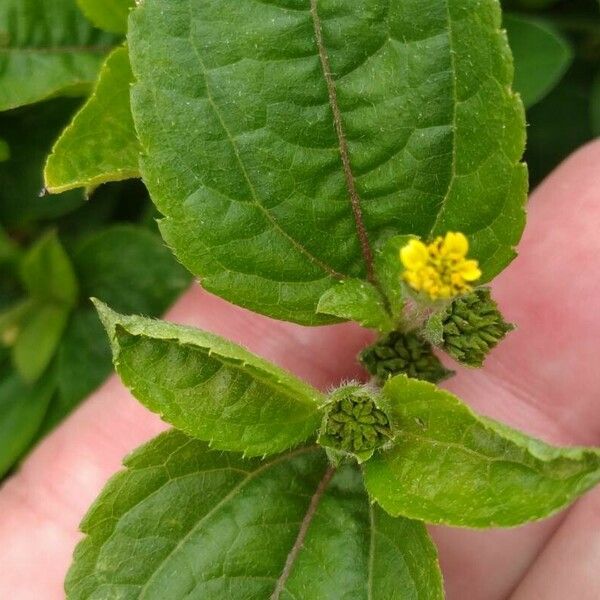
[129,0,527,325]
[317,279,393,332]
[505,14,573,108]
[0,299,36,346]
[363,376,600,527]
[20,231,79,307]
[0,0,116,111]
[45,46,140,194]
[73,224,190,315]
[0,365,56,477]
[95,301,325,456]
[76,0,134,34]
[67,429,443,599]
[373,235,414,320]
[12,303,70,383]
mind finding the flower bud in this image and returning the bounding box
[319,385,393,462]
[441,288,514,367]
[360,331,453,385]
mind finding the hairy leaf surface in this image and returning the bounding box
[96,302,325,456]
[45,46,140,193]
[67,430,443,599]
[363,376,600,527]
[0,0,115,111]
[129,0,527,325]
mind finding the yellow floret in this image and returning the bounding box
[399,232,482,300]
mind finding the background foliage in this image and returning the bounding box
[0,0,598,479]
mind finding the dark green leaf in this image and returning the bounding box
[96,301,325,456]
[73,225,190,315]
[129,0,527,325]
[0,99,85,225]
[45,46,140,193]
[363,376,600,527]
[12,303,69,383]
[0,365,55,477]
[20,231,79,306]
[591,71,600,136]
[505,14,573,108]
[525,62,595,186]
[67,430,443,599]
[49,309,112,427]
[0,0,115,110]
[0,137,8,161]
[76,0,134,35]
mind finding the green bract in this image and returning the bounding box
[129,0,527,325]
[66,429,444,599]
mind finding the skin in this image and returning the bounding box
[0,141,599,599]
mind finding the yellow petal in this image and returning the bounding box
[400,239,429,269]
[460,260,482,282]
[443,232,469,257]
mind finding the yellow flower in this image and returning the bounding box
[399,232,482,300]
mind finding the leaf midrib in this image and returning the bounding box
[309,0,375,283]
[428,0,458,237]
[185,0,343,281]
[270,465,336,599]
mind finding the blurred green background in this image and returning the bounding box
[0,0,598,479]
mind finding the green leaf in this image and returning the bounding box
[525,63,595,186]
[67,429,443,599]
[76,0,134,35]
[95,301,325,456]
[317,279,394,332]
[0,299,35,345]
[363,376,600,527]
[45,46,140,193]
[373,235,413,320]
[0,137,9,162]
[73,224,190,315]
[50,309,112,427]
[129,0,527,325]
[504,14,573,108]
[20,231,79,306]
[12,303,70,383]
[0,365,55,477]
[0,0,116,111]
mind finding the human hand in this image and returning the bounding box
[1,141,599,600]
